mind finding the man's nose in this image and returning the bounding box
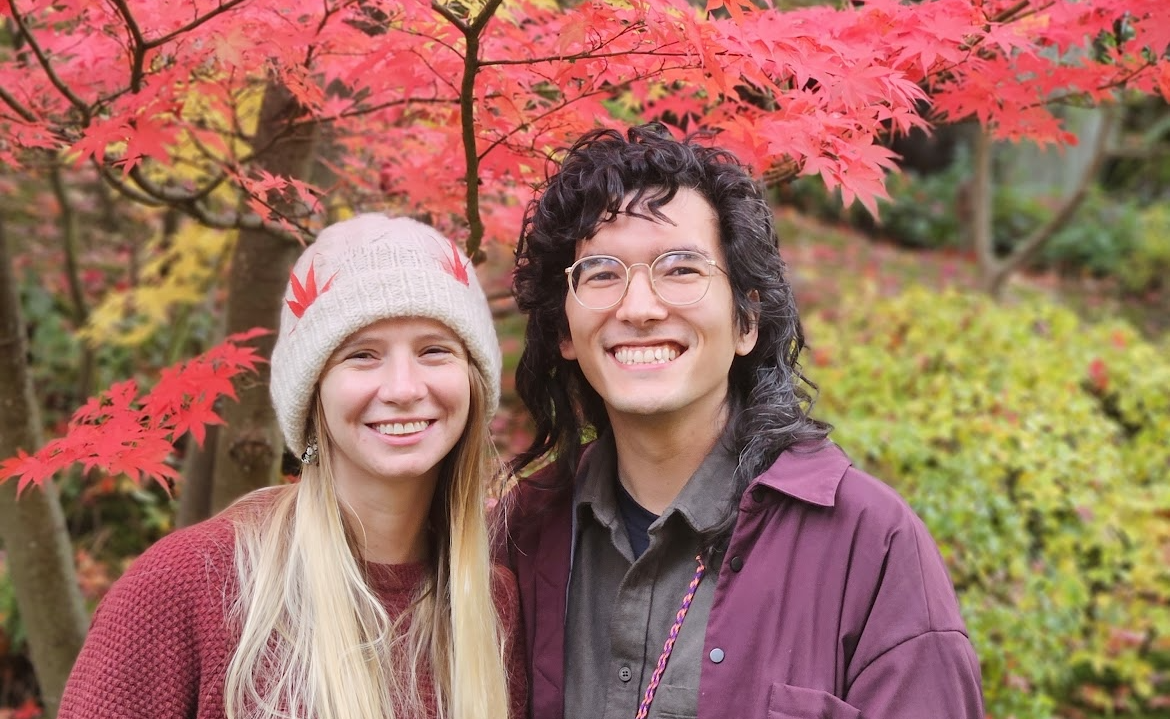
[615,263,668,324]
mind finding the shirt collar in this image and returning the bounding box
[573,430,741,535]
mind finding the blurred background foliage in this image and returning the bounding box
[3,97,1170,719]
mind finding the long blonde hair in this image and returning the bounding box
[224,364,510,719]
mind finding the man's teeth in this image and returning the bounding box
[374,421,430,436]
[614,346,680,365]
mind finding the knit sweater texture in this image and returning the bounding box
[58,492,526,719]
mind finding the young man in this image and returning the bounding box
[501,124,983,719]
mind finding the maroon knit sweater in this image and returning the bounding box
[58,497,527,719]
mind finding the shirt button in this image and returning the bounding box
[709,648,725,663]
[750,487,765,503]
[619,666,632,682]
[729,555,744,572]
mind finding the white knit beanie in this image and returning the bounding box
[270,213,501,454]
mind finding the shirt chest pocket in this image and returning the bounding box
[652,683,698,719]
[767,683,861,719]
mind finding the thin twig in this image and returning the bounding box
[5,0,89,114]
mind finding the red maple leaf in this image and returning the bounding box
[12,697,42,719]
[286,263,337,318]
[1087,358,1109,393]
[0,331,268,493]
[440,237,470,286]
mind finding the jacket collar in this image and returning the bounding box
[750,440,850,508]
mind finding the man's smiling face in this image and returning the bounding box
[559,187,758,426]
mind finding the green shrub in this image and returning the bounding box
[1039,190,1141,277]
[805,287,1170,717]
[779,154,1145,281]
[1117,204,1170,294]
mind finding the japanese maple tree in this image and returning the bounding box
[2,0,1169,714]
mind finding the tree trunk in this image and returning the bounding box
[176,424,217,528]
[976,109,1116,298]
[209,80,317,512]
[0,219,89,719]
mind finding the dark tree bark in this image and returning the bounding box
[176,424,218,527]
[0,219,89,719]
[974,108,1117,298]
[209,80,317,512]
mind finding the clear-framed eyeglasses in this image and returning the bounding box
[564,250,727,311]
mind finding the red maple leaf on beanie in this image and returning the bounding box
[286,263,337,318]
[440,236,470,286]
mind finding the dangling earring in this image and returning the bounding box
[301,437,319,465]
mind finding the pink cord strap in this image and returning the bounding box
[635,554,706,719]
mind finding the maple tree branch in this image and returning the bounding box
[94,161,286,236]
[468,0,504,34]
[480,25,684,67]
[433,0,506,261]
[93,161,166,206]
[108,0,148,92]
[47,164,89,326]
[430,1,470,33]
[143,0,249,50]
[5,0,90,115]
[0,86,37,123]
[477,60,689,163]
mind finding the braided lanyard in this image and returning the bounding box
[634,553,706,719]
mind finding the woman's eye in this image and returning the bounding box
[347,350,375,361]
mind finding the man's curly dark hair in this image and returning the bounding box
[509,123,831,550]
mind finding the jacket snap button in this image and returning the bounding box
[750,487,765,503]
[709,648,725,663]
[619,665,632,682]
[729,555,743,572]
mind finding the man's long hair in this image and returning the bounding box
[509,123,831,550]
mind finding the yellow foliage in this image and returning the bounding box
[81,223,235,348]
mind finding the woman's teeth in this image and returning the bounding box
[374,421,429,435]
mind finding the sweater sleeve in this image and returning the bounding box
[493,565,530,719]
[58,524,231,719]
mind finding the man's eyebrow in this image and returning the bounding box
[578,244,715,259]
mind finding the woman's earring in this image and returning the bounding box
[301,438,319,465]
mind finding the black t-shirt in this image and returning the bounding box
[615,480,659,559]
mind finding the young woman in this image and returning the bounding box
[59,214,525,719]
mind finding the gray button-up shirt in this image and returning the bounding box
[563,433,739,719]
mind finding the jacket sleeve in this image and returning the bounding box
[58,535,206,719]
[846,630,983,718]
[840,505,984,719]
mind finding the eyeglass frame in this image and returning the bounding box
[563,250,729,311]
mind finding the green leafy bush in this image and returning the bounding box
[805,288,1170,717]
[779,154,1144,280]
[1117,204,1170,294]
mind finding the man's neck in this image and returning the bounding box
[609,406,727,515]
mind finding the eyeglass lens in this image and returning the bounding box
[569,251,714,309]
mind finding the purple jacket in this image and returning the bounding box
[499,441,984,719]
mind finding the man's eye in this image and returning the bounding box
[583,271,621,283]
